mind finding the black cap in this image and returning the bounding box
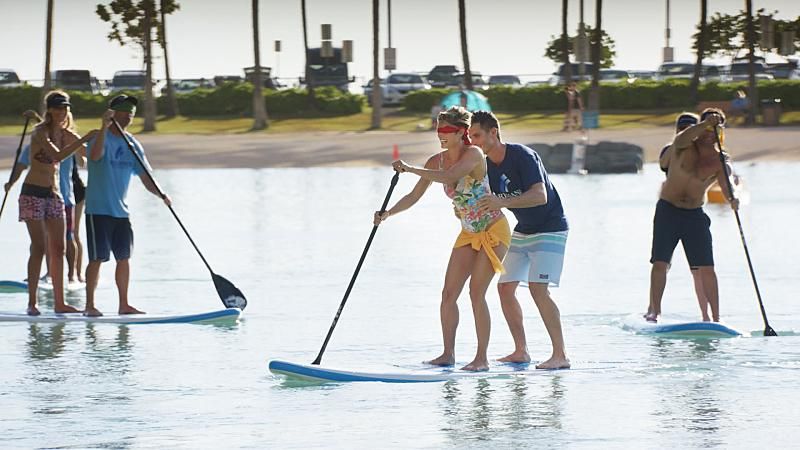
[109,94,138,112]
[46,92,71,109]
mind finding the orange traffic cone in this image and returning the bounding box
[392,144,399,160]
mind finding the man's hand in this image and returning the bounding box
[477,195,505,214]
[162,194,172,207]
[4,182,11,193]
[701,113,722,129]
[729,197,740,211]
[101,110,115,128]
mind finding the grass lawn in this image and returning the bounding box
[1,109,798,136]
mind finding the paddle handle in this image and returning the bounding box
[312,171,400,365]
[0,117,31,220]
[715,127,776,336]
[110,119,215,276]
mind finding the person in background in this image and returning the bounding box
[561,82,583,132]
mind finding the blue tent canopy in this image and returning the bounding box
[440,90,492,112]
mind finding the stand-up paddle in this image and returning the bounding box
[110,118,247,310]
[0,116,32,221]
[715,125,776,337]
[312,171,400,365]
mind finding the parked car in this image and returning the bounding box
[364,72,430,106]
[722,62,774,82]
[54,69,100,93]
[599,69,636,84]
[0,69,22,88]
[214,75,245,86]
[111,70,146,91]
[488,75,522,88]
[161,78,215,95]
[427,65,460,88]
[549,62,596,85]
[655,62,695,81]
[629,70,656,80]
[768,61,800,79]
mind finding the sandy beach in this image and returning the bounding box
[1,125,798,169]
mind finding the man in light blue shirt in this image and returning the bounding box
[84,94,171,317]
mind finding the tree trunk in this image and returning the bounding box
[561,0,572,84]
[689,0,706,106]
[744,0,758,126]
[458,0,473,91]
[160,0,179,117]
[370,0,381,129]
[588,0,602,110]
[142,1,156,132]
[41,0,54,114]
[251,0,268,130]
[301,0,316,109]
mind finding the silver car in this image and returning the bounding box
[364,73,430,106]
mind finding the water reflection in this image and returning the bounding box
[440,373,565,443]
[648,338,725,447]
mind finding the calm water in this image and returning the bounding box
[1,163,799,449]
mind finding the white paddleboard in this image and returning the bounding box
[0,307,242,324]
[622,314,742,337]
[269,360,599,384]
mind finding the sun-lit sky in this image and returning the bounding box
[1,0,797,86]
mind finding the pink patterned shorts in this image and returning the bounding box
[19,194,65,222]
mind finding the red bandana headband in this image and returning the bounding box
[437,125,472,145]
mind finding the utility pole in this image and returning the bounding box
[578,0,585,79]
[663,0,674,62]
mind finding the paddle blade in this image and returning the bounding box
[212,274,247,310]
[764,326,778,337]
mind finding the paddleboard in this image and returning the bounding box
[269,360,590,384]
[0,280,84,294]
[0,307,242,324]
[622,314,742,337]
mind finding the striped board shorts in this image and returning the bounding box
[498,230,568,287]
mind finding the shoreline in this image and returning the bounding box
[1,126,798,170]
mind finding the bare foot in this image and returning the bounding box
[27,306,41,316]
[461,360,489,372]
[119,305,145,315]
[84,307,103,317]
[498,351,531,364]
[54,304,81,314]
[424,354,455,367]
[536,356,571,370]
[644,312,659,323]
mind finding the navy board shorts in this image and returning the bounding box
[86,214,134,262]
[650,199,714,268]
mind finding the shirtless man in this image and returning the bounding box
[645,108,739,323]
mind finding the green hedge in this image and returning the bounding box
[0,84,364,117]
[402,79,800,112]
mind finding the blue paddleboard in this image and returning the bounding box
[0,279,82,294]
[269,360,583,383]
[0,307,242,324]
[623,314,742,337]
[0,280,28,294]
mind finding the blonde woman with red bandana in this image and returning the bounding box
[374,106,511,372]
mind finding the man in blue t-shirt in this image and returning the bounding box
[469,111,570,369]
[84,94,171,317]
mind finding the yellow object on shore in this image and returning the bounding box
[708,177,745,204]
[453,216,511,273]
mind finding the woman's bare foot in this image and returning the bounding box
[424,354,455,367]
[498,351,531,364]
[461,359,489,372]
[27,305,41,316]
[535,356,571,370]
[644,312,658,323]
[84,307,103,317]
[54,304,81,314]
[119,305,145,315]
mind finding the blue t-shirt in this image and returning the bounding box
[85,130,151,218]
[486,143,568,234]
[18,144,76,207]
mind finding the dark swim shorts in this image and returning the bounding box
[650,199,714,268]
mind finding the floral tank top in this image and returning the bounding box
[440,153,503,233]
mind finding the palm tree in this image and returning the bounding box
[458,0,473,90]
[301,0,316,108]
[690,0,707,106]
[160,0,179,117]
[142,1,156,132]
[561,0,572,84]
[370,0,381,128]
[41,0,54,113]
[588,0,602,110]
[251,0,268,130]
[744,0,758,126]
